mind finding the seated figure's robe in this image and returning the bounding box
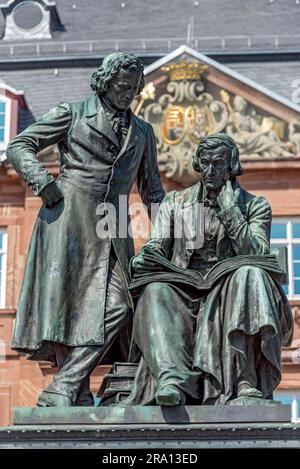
[125,181,293,405]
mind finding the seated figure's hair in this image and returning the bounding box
[90,52,145,96]
[193,133,243,177]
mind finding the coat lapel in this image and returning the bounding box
[85,94,120,148]
[115,111,139,162]
[216,181,247,259]
[176,183,203,264]
[216,222,227,259]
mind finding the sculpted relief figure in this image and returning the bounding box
[7,52,165,407]
[289,120,300,155]
[125,133,293,406]
[226,95,293,158]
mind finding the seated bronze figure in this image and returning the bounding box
[124,133,293,406]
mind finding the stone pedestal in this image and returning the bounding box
[0,404,299,449]
[12,404,291,426]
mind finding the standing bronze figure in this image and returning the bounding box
[126,133,293,406]
[7,52,165,407]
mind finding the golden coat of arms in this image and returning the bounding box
[135,60,297,186]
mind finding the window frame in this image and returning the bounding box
[0,95,12,152]
[11,1,45,34]
[0,229,7,308]
[271,217,300,300]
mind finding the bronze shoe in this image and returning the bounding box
[37,392,73,407]
[155,384,186,406]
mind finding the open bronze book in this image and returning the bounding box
[129,246,287,296]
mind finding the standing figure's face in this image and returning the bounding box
[198,146,231,193]
[105,68,142,111]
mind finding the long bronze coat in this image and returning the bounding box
[7,93,165,361]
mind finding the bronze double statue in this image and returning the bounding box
[7,51,293,407]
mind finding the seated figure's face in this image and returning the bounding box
[198,145,231,193]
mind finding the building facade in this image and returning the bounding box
[0,0,300,425]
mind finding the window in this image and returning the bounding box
[0,230,7,309]
[271,219,300,298]
[12,1,44,31]
[0,101,6,145]
[0,96,11,154]
[274,391,300,421]
[0,0,63,41]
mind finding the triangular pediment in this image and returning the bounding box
[134,46,300,186]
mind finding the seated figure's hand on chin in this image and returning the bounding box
[217,179,240,211]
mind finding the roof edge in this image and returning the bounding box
[144,45,300,115]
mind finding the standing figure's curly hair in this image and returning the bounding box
[90,52,145,96]
[192,132,243,177]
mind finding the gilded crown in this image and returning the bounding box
[161,61,208,81]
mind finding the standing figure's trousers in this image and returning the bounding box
[37,249,132,406]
